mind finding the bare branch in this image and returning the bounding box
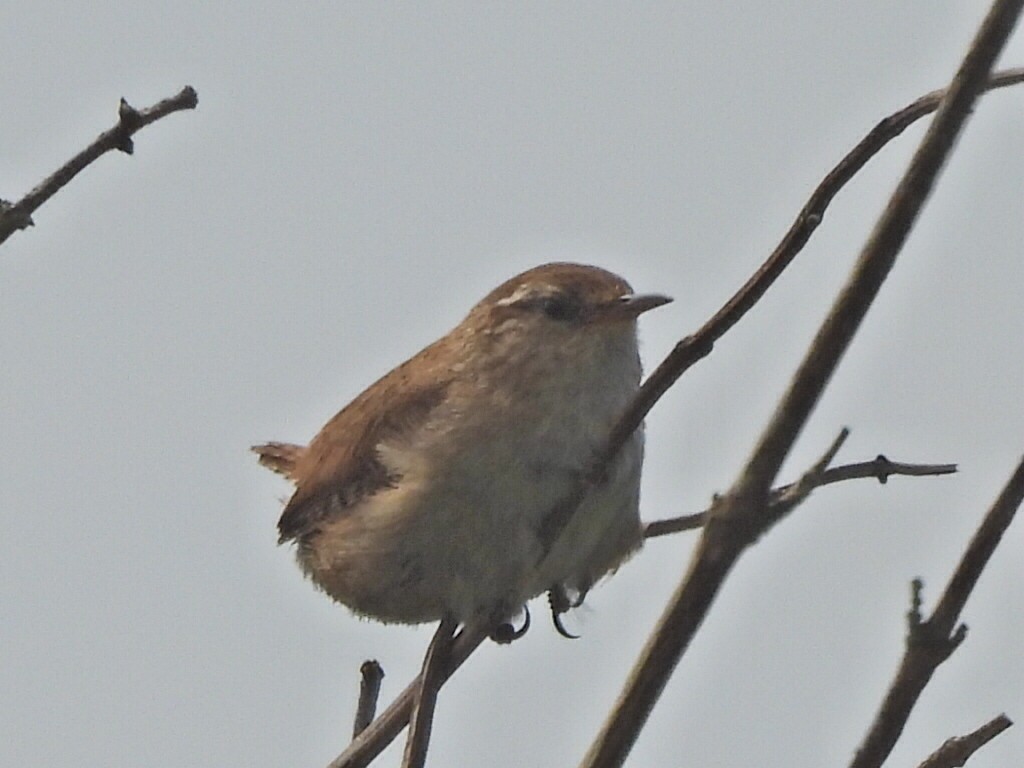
[323,58,1023,768]
[579,3,1023,766]
[915,715,1013,768]
[538,65,1024,553]
[0,86,198,246]
[353,661,385,740]
[849,457,1024,768]
[401,618,457,768]
[328,624,489,768]
[644,450,957,540]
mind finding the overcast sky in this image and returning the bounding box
[2,3,1022,767]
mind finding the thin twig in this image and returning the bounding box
[644,450,957,540]
[579,4,1023,766]
[327,624,489,768]
[402,618,457,768]
[849,457,1024,768]
[915,714,1013,768]
[353,661,385,739]
[0,86,199,246]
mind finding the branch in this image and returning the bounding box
[327,625,489,768]
[915,715,1013,768]
[579,3,1023,766]
[353,661,385,739]
[849,457,1024,768]
[0,86,199,246]
[323,59,1024,768]
[401,618,457,768]
[643,449,957,540]
[538,65,1024,552]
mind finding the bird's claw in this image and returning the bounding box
[489,605,531,644]
[547,585,586,639]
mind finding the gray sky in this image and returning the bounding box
[2,3,1022,767]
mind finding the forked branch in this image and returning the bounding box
[644,448,957,540]
[849,458,1024,768]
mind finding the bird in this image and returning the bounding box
[253,263,670,636]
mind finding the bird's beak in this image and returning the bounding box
[593,293,673,323]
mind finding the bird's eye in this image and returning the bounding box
[538,294,581,322]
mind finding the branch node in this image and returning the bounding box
[118,97,142,128]
[874,454,893,483]
[909,616,965,665]
[116,98,142,155]
[815,427,850,475]
[908,578,925,629]
[773,428,849,513]
[0,199,34,231]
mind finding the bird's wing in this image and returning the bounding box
[272,352,451,544]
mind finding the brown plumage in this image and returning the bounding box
[253,262,670,626]
[252,442,305,481]
[272,372,449,544]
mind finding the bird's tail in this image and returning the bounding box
[251,441,306,482]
